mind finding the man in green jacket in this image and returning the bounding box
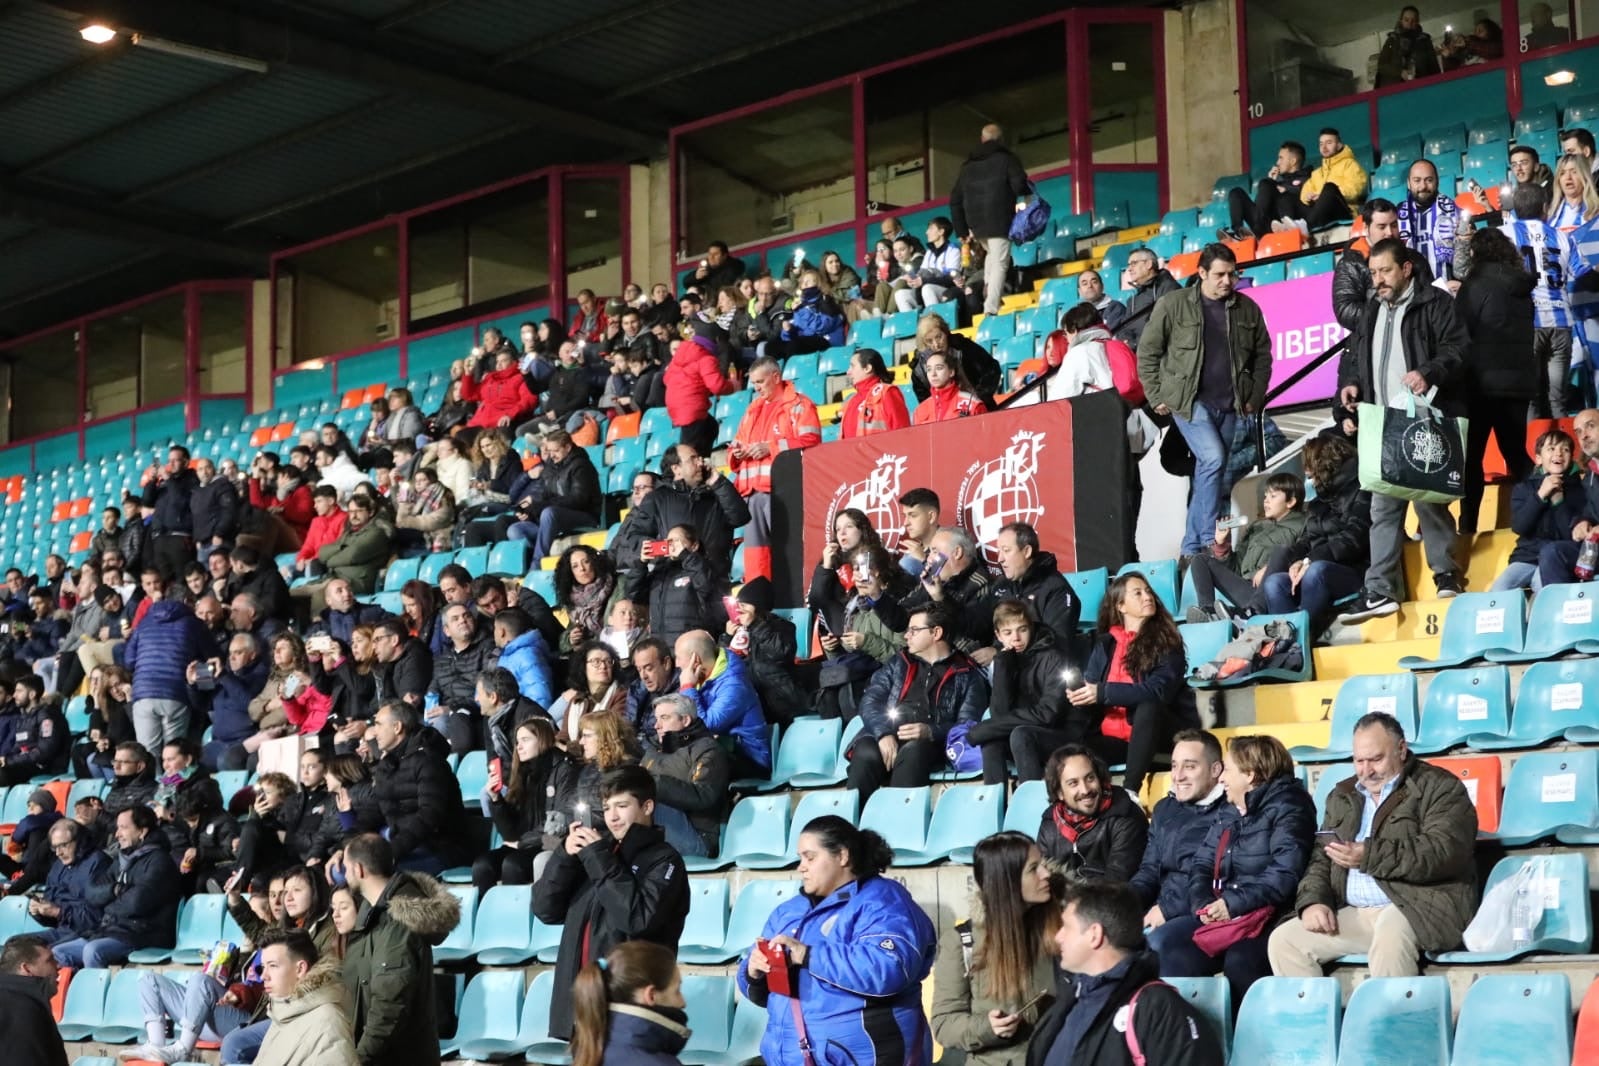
[290,495,391,619]
[1136,243,1272,561]
[1267,711,1478,977]
[340,833,461,1066]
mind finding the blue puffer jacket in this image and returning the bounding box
[738,876,937,1066]
[681,648,770,771]
[785,291,846,346]
[42,848,110,938]
[1185,774,1316,917]
[125,600,220,704]
[499,629,555,709]
[1130,786,1227,922]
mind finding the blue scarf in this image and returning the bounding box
[1397,195,1459,279]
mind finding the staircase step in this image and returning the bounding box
[1253,679,1342,724]
[1314,636,1441,679]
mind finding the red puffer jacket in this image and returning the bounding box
[461,367,537,428]
[663,334,730,426]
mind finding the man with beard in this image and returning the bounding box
[1397,159,1468,285]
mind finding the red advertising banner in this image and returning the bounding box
[799,400,1078,575]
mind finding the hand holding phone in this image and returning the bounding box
[487,757,503,794]
[1314,829,1347,844]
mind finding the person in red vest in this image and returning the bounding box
[838,349,909,438]
[729,358,821,581]
[911,350,987,425]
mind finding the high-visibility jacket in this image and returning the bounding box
[730,382,821,496]
[911,383,986,425]
[840,380,909,438]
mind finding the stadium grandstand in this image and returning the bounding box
[2,0,1599,1064]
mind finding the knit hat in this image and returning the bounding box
[736,576,774,613]
[93,584,122,608]
[27,789,56,813]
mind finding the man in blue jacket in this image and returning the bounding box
[52,804,180,968]
[29,819,109,945]
[492,608,554,711]
[125,595,219,755]
[190,633,270,771]
[673,629,770,777]
[1131,730,1227,930]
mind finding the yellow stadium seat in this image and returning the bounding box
[1400,528,1516,600]
[816,403,842,424]
[1213,721,1332,750]
[1057,259,1093,276]
[1355,599,1451,643]
[999,293,1036,313]
[540,555,558,570]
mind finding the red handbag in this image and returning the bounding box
[1191,828,1275,957]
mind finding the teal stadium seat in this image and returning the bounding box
[1230,977,1341,1066]
[720,880,802,962]
[417,551,454,585]
[1057,211,1093,239]
[1485,582,1599,661]
[432,885,479,963]
[453,545,489,578]
[1004,779,1049,835]
[789,717,864,790]
[1335,976,1451,1066]
[817,346,854,375]
[1469,657,1599,749]
[1211,173,1250,201]
[1468,113,1509,145]
[213,770,250,803]
[1182,621,1232,677]
[641,406,675,438]
[1424,124,1467,158]
[733,717,840,794]
[1290,672,1418,763]
[995,334,1035,372]
[130,893,227,964]
[847,318,884,347]
[1515,102,1560,136]
[1463,142,1509,187]
[782,353,820,382]
[1380,133,1422,165]
[895,783,1004,866]
[694,794,788,872]
[1411,665,1511,753]
[1449,973,1571,1066]
[1564,93,1599,126]
[93,967,148,1042]
[702,998,767,1066]
[681,976,736,1064]
[1064,567,1108,630]
[471,884,538,964]
[976,312,1018,344]
[1159,208,1199,235]
[1244,261,1285,286]
[523,568,557,603]
[1093,201,1130,232]
[676,878,733,964]
[487,540,529,577]
[1119,559,1177,613]
[1431,853,1590,961]
[1311,763,1353,823]
[1013,306,1042,336]
[442,970,526,1059]
[857,786,932,856]
[516,970,567,1064]
[1489,749,1599,845]
[742,788,860,872]
[456,750,488,805]
[1398,590,1524,668]
[1165,976,1232,1056]
[58,967,112,1040]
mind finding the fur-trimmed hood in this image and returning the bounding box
[367,871,460,944]
[269,958,347,1020]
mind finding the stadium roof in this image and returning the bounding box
[0,0,1155,337]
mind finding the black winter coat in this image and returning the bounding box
[372,639,433,706]
[909,334,1003,407]
[1116,270,1181,349]
[544,364,594,421]
[1026,951,1224,1066]
[1185,774,1316,917]
[987,629,1077,730]
[143,468,199,537]
[231,566,293,625]
[1456,260,1538,400]
[1333,245,1438,333]
[91,842,181,947]
[1082,632,1198,728]
[312,781,384,861]
[981,552,1081,658]
[949,141,1030,240]
[0,972,68,1066]
[1339,276,1469,416]
[310,654,376,724]
[191,477,241,544]
[532,824,690,1040]
[727,614,809,724]
[626,550,722,646]
[1036,787,1149,882]
[629,477,752,575]
[279,784,332,863]
[859,648,989,744]
[1509,464,1588,564]
[1130,789,1228,923]
[488,748,579,851]
[539,446,602,518]
[1292,456,1372,568]
[371,730,469,864]
[431,634,499,709]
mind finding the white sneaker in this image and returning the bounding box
[1270,218,1287,233]
[1293,218,1311,238]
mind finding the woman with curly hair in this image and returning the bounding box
[555,544,619,650]
[550,641,629,741]
[558,709,640,834]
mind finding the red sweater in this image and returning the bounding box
[461,367,538,428]
[663,335,730,426]
[295,509,348,565]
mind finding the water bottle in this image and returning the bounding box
[1575,531,1599,580]
[1510,874,1534,951]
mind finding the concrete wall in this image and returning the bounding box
[1164,0,1245,211]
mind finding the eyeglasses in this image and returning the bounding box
[586,658,614,667]
[904,625,934,635]
[50,841,75,853]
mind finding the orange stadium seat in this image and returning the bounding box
[1426,755,1502,833]
[271,421,296,442]
[607,412,642,443]
[1256,229,1305,258]
[69,531,92,553]
[49,500,72,522]
[1166,250,1202,281]
[69,497,91,518]
[1221,234,1257,263]
[339,387,365,410]
[248,426,274,448]
[361,383,387,403]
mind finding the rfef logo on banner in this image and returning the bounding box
[957,430,1048,566]
[824,453,908,552]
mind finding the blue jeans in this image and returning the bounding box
[653,803,708,858]
[52,936,133,968]
[1172,401,1239,555]
[394,846,450,875]
[140,970,251,1044]
[222,1018,270,1063]
[529,505,596,559]
[1262,560,1363,630]
[1490,560,1542,592]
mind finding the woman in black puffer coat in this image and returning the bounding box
[1456,227,1537,534]
[625,524,723,646]
[477,717,579,890]
[1149,734,1314,1011]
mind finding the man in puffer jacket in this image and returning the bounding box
[193,632,270,771]
[1132,730,1228,929]
[367,702,469,874]
[975,523,1081,664]
[491,607,555,709]
[1035,744,1149,882]
[674,629,771,775]
[125,598,219,755]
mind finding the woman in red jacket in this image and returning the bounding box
[662,330,731,455]
[461,347,538,430]
[839,348,909,438]
[244,464,314,553]
[911,350,987,425]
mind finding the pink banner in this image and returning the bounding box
[1247,273,1347,409]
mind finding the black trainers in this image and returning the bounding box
[1433,573,1464,599]
[1336,590,1399,624]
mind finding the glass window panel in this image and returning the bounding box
[1521,1,1580,49]
[1244,1,1495,118]
[199,290,249,394]
[80,293,186,418]
[1089,22,1159,163]
[277,225,400,366]
[8,330,77,441]
[563,177,623,301]
[407,178,550,332]
[678,86,854,255]
[864,31,1067,213]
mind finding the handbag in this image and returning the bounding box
[943,722,983,773]
[1008,183,1052,243]
[1190,829,1276,957]
[1356,392,1468,504]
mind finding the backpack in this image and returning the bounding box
[1102,338,1146,406]
[1008,182,1052,243]
[1124,981,1171,1066]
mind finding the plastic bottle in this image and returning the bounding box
[1575,530,1599,580]
[1510,875,1534,951]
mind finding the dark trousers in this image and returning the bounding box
[471,845,538,891]
[678,417,717,457]
[1461,393,1532,535]
[152,534,195,584]
[1303,185,1353,231]
[235,818,290,881]
[1227,179,1299,235]
[1150,915,1271,1017]
[1088,700,1187,794]
[463,513,518,547]
[967,717,1086,785]
[1538,538,1585,587]
[844,732,942,804]
[1187,555,1265,614]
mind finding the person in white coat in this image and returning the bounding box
[253,930,358,1066]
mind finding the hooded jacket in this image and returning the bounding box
[498,628,555,709]
[1186,773,1316,918]
[626,550,721,647]
[343,872,460,1066]
[532,823,691,1041]
[981,552,1081,656]
[930,897,1058,1065]
[0,971,68,1066]
[628,475,752,573]
[461,364,538,429]
[737,875,937,1066]
[1338,275,1469,416]
[950,139,1031,240]
[641,717,732,855]
[91,839,182,947]
[1036,787,1150,882]
[1131,784,1229,923]
[680,647,771,770]
[1455,259,1539,400]
[858,647,988,746]
[317,518,391,594]
[1025,950,1224,1066]
[663,334,731,427]
[125,599,220,704]
[257,958,359,1066]
[1295,756,1478,952]
[1137,285,1273,420]
[371,729,469,865]
[1300,144,1369,205]
[1293,456,1372,567]
[597,1004,691,1066]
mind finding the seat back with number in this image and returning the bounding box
[1486,582,1599,662]
[1398,591,1525,669]
[1492,749,1599,846]
[1290,672,1417,762]
[1500,657,1599,747]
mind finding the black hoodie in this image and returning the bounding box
[1455,259,1538,400]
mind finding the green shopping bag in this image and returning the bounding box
[1356,394,1468,504]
